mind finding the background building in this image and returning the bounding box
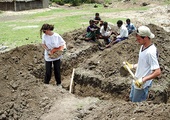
[0,0,49,11]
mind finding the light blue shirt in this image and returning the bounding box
[126,23,136,34]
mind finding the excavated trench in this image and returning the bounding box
[30,25,170,104]
[63,25,170,104]
[62,49,169,104]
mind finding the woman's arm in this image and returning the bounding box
[50,45,64,54]
[41,44,50,51]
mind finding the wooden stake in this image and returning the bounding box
[69,68,75,93]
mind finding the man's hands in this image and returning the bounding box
[134,78,144,88]
[123,61,133,70]
[122,61,145,88]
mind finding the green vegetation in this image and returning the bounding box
[50,0,114,6]
[50,0,81,6]
[164,0,170,4]
[0,3,150,48]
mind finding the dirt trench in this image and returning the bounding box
[70,24,170,104]
[30,25,169,104]
[0,24,170,120]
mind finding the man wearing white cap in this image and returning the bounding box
[126,26,161,102]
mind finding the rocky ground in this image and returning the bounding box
[0,1,170,120]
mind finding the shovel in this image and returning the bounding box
[123,61,135,83]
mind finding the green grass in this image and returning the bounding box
[164,0,170,4]
[0,3,150,48]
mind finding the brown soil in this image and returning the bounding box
[0,2,170,120]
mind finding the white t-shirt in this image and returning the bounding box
[117,25,128,38]
[42,33,66,61]
[134,44,160,88]
[100,25,112,36]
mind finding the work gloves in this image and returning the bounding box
[123,61,133,70]
[123,61,145,88]
[134,78,144,88]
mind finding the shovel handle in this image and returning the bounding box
[123,62,135,78]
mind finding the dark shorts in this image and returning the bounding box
[86,32,94,38]
[85,30,100,38]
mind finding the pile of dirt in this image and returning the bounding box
[0,23,170,120]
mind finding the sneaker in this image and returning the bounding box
[57,84,62,89]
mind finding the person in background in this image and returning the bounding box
[124,26,161,102]
[40,23,66,88]
[100,21,113,45]
[85,20,100,41]
[94,13,103,27]
[126,18,136,35]
[106,20,128,48]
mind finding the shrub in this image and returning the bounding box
[51,0,65,5]
[71,0,81,6]
[50,0,108,6]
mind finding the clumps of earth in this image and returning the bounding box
[0,24,170,120]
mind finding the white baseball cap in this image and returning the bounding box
[137,26,155,39]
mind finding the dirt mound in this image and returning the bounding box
[73,24,170,103]
[0,24,170,120]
